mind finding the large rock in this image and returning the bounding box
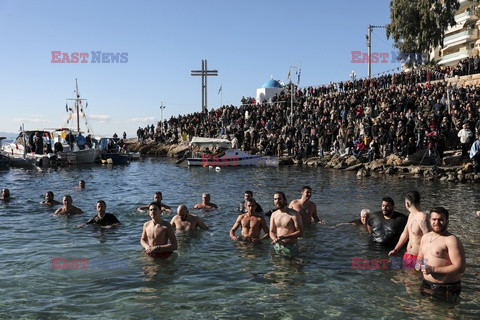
[345,156,358,167]
[409,166,423,175]
[346,163,364,171]
[443,154,463,166]
[366,159,386,172]
[167,145,190,158]
[386,154,403,166]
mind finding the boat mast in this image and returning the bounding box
[67,79,87,133]
[75,79,80,133]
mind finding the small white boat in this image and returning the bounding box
[186,137,278,167]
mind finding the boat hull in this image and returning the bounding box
[100,153,129,165]
[187,150,278,167]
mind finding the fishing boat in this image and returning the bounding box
[0,129,47,168]
[98,138,129,165]
[186,137,278,167]
[52,79,100,164]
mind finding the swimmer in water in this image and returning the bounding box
[230,199,269,243]
[288,186,322,225]
[170,205,209,231]
[40,191,61,206]
[54,195,83,215]
[270,191,304,256]
[140,202,178,258]
[1,188,14,202]
[84,200,120,228]
[332,209,370,228]
[194,193,218,210]
[389,191,429,270]
[137,192,171,213]
[77,180,85,189]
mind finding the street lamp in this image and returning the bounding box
[159,102,166,133]
[350,70,357,91]
[350,70,357,82]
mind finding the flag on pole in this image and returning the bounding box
[287,69,291,80]
[218,84,222,94]
[297,68,301,85]
[65,103,68,112]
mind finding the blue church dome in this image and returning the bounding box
[261,79,283,88]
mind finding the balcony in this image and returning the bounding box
[455,10,478,25]
[443,28,478,47]
[439,48,474,66]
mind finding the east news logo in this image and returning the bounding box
[51,51,128,63]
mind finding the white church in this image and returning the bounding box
[255,78,284,104]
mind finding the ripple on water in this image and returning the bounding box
[0,161,479,319]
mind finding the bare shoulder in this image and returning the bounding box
[289,199,299,207]
[446,233,462,245]
[270,209,280,219]
[143,220,152,228]
[417,210,427,220]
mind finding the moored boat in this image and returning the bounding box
[186,137,278,167]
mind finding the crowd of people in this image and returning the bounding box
[135,67,480,169]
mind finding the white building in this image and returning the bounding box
[432,0,480,66]
[256,79,284,104]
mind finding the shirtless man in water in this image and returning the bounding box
[137,192,171,213]
[194,193,218,210]
[40,191,61,206]
[170,205,209,231]
[288,186,321,225]
[389,191,429,269]
[230,199,269,243]
[140,202,178,258]
[1,188,14,202]
[270,192,304,256]
[54,195,83,215]
[416,207,465,301]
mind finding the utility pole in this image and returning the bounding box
[288,65,299,125]
[366,25,386,78]
[159,102,166,133]
[191,59,218,113]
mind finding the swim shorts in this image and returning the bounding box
[402,252,418,269]
[420,279,462,301]
[148,250,173,259]
[274,243,298,257]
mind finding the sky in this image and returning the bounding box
[0,0,400,137]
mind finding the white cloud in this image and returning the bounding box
[128,117,155,123]
[89,114,112,123]
[14,115,48,123]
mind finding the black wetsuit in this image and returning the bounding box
[367,211,407,247]
[86,213,120,226]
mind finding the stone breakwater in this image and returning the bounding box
[125,139,479,184]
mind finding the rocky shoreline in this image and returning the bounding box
[124,139,479,183]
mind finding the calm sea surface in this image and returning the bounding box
[0,159,479,319]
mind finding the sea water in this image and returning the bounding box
[0,159,479,319]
